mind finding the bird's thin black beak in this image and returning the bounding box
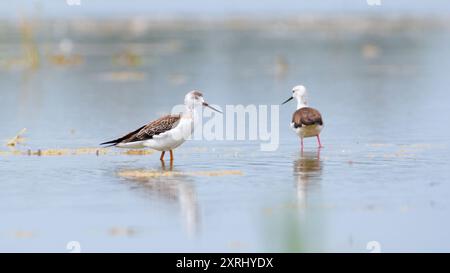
[202,102,222,113]
[282,96,294,105]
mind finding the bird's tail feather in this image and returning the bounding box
[100,124,146,147]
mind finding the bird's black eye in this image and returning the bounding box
[292,90,295,93]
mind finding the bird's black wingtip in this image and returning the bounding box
[100,140,118,147]
[101,144,116,148]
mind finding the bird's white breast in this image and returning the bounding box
[143,117,193,151]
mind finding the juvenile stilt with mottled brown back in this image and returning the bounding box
[100,90,221,162]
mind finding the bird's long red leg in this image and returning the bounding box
[160,151,165,161]
[169,150,174,161]
[317,135,323,148]
[301,138,304,151]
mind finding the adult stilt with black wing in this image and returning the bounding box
[100,90,222,162]
[282,85,324,150]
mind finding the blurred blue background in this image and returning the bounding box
[1,1,450,253]
[0,0,449,19]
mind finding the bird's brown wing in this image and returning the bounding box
[292,107,323,128]
[124,114,181,143]
[100,114,181,146]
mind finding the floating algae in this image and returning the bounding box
[108,226,137,237]
[99,71,146,82]
[112,50,142,67]
[124,149,154,155]
[48,54,84,66]
[14,230,34,239]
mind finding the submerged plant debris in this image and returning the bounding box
[124,149,154,155]
[118,169,243,178]
[0,147,155,156]
[6,128,27,147]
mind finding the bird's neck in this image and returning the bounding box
[296,102,308,110]
[183,105,201,120]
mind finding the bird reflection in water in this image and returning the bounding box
[117,160,199,237]
[160,160,173,171]
[293,149,323,210]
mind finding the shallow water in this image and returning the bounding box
[1,19,450,252]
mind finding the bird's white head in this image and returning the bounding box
[292,85,307,103]
[185,90,204,109]
[184,90,222,113]
[282,85,308,109]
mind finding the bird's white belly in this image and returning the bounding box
[143,118,193,151]
[292,124,323,138]
[143,135,186,151]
